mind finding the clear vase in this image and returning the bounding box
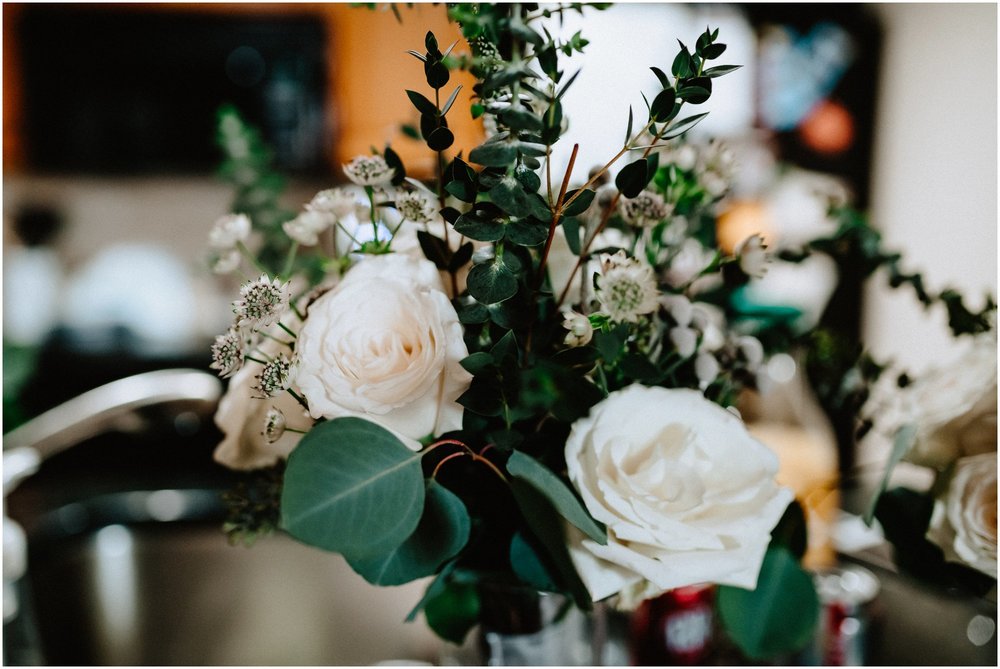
[474,585,609,666]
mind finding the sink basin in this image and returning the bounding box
[12,508,443,665]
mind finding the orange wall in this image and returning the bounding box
[1,3,482,179]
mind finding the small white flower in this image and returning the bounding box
[660,293,693,327]
[736,335,765,371]
[695,351,720,389]
[233,274,290,330]
[674,144,698,171]
[736,234,770,279]
[670,326,698,358]
[283,210,332,246]
[595,251,660,323]
[562,311,594,347]
[701,172,729,198]
[252,354,296,399]
[619,189,672,228]
[396,189,439,224]
[211,248,241,275]
[307,188,358,219]
[210,328,246,378]
[343,154,395,187]
[209,213,251,249]
[261,407,287,444]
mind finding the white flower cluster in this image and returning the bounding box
[343,154,395,187]
[207,213,251,274]
[663,140,736,198]
[619,189,673,228]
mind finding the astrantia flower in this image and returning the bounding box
[396,189,438,224]
[562,311,594,347]
[210,248,241,275]
[343,155,395,187]
[596,251,659,323]
[233,274,290,330]
[283,210,332,246]
[210,328,246,378]
[620,190,672,228]
[261,407,287,444]
[307,188,358,219]
[736,234,770,279]
[253,354,296,399]
[209,213,251,249]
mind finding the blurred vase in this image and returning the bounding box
[474,585,598,666]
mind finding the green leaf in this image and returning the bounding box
[650,87,677,122]
[717,547,819,660]
[615,158,650,198]
[460,351,495,376]
[457,300,489,324]
[425,60,450,89]
[281,417,425,559]
[384,146,406,186]
[510,479,592,610]
[649,66,671,89]
[490,177,535,218]
[770,499,808,559]
[424,579,480,644]
[417,230,450,270]
[499,107,543,132]
[441,85,463,117]
[506,217,549,246]
[426,126,455,152]
[515,163,541,193]
[405,89,438,116]
[555,68,581,100]
[405,561,454,622]
[593,324,628,364]
[470,102,485,119]
[664,112,709,139]
[677,77,712,105]
[346,481,470,586]
[701,42,727,60]
[507,451,606,545]
[510,531,559,592]
[444,180,477,204]
[562,188,596,217]
[703,64,742,78]
[490,329,518,366]
[424,31,440,57]
[469,139,518,167]
[561,217,582,255]
[454,210,505,242]
[457,375,505,416]
[449,242,474,272]
[671,41,693,78]
[624,105,634,144]
[863,423,917,524]
[467,259,518,304]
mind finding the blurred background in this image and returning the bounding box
[2,3,996,666]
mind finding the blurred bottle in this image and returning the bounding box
[630,584,716,665]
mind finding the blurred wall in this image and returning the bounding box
[864,4,998,373]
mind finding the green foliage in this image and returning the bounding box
[2,342,39,434]
[423,578,481,644]
[717,547,820,660]
[222,462,285,547]
[280,418,426,559]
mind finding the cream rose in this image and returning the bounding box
[903,334,997,469]
[295,253,472,446]
[214,329,312,470]
[565,385,793,604]
[926,452,998,578]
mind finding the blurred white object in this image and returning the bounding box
[59,244,199,356]
[3,247,63,346]
[744,254,839,332]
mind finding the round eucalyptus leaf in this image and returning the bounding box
[281,417,425,560]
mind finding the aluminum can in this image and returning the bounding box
[805,564,880,665]
[630,584,715,665]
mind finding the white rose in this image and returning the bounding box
[926,452,998,578]
[214,329,312,470]
[295,254,472,446]
[903,335,997,469]
[565,385,793,603]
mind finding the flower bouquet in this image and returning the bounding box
[204,3,996,663]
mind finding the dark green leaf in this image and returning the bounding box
[424,31,440,57]
[457,375,505,416]
[401,124,421,140]
[470,103,485,119]
[384,146,406,186]
[509,20,544,47]
[490,329,518,366]
[281,417,425,559]
[538,44,558,80]
[441,85,463,117]
[467,259,518,304]
[650,87,677,122]
[417,230,450,269]
[620,352,663,384]
[561,217,582,255]
[490,177,535,218]
[677,77,712,105]
[562,188,596,217]
[425,60,450,89]
[527,193,553,222]
[593,324,628,364]
[615,158,651,198]
[445,180,477,203]
[515,163,541,193]
[427,126,455,152]
[671,41,692,78]
[696,29,712,55]
[507,217,549,246]
[510,479,592,610]
[625,105,634,143]
[346,481,470,586]
[701,42,727,60]
[499,107,543,132]
[664,112,710,139]
[457,300,489,324]
[770,499,808,559]
[703,64,742,78]
[406,89,438,116]
[542,100,564,144]
[460,351,495,376]
[449,242,474,272]
[649,66,671,89]
[454,211,505,242]
[469,139,518,167]
[717,547,819,660]
[508,451,606,544]
[424,579,480,644]
[406,49,427,63]
[556,68,581,100]
[510,532,559,592]
[405,562,454,622]
[863,423,917,524]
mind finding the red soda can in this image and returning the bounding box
[631,584,716,665]
[806,565,880,665]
